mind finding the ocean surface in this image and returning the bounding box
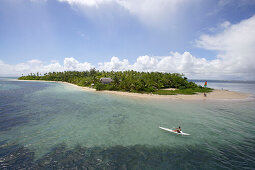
[0,78,254,169]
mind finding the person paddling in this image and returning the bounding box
[174,126,181,133]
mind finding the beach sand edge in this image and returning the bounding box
[16,79,250,100]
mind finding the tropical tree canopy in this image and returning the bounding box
[19,70,203,94]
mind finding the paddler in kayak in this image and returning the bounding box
[173,126,181,133]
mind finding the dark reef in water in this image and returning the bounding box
[0,81,50,131]
[1,139,255,170]
[1,79,255,169]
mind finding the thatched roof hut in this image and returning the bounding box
[100,78,113,84]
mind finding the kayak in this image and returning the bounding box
[159,126,190,136]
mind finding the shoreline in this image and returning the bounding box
[17,79,250,100]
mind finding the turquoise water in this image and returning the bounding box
[193,80,255,95]
[0,78,255,169]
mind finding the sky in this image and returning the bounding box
[0,0,255,80]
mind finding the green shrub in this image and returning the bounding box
[95,83,106,91]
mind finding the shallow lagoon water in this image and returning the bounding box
[0,78,255,169]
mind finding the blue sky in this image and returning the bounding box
[0,0,255,79]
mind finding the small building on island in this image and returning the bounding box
[100,78,113,84]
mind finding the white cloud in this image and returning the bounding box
[0,58,94,76]
[57,0,187,24]
[1,49,254,79]
[2,16,255,80]
[116,0,186,24]
[58,0,111,7]
[220,21,231,28]
[196,15,255,79]
[132,55,158,72]
[97,52,226,79]
[98,56,130,71]
[64,57,94,71]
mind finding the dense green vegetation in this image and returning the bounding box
[18,69,212,95]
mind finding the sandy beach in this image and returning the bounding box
[97,89,249,100]
[17,79,250,100]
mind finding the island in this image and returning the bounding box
[18,70,249,100]
[18,69,212,94]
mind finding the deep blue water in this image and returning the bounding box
[0,78,255,169]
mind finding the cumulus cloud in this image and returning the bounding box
[2,15,255,80]
[57,0,187,24]
[100,16,255,80]
[0,50,253,79]
[98,56,130,71]
[0,53,210,78]
[63,57,93,71]
[0,58,94,76]
[132,55,158,72]
[97,52,224,79]
[196,15,255,79]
